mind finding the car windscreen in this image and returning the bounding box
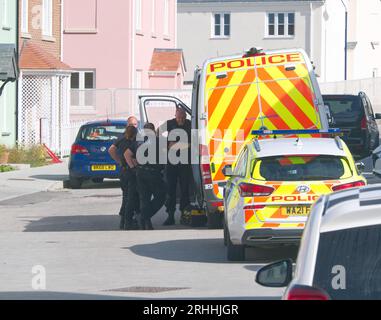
[313,224,381,300]
[253,155,352,181]
[79,125,126,141]
[323,96,363,123]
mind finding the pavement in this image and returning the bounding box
[0,161,68,202]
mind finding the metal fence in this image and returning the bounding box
[67,79,381,150]
[319,77,381,113]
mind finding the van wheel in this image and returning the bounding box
[207,211,223,229]
[69,176,83,189]
[227,231,245,261]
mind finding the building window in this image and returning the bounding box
[0,0,8,28]
[136,0,142,32]
[267,12,295,37]
[164,0,169,36]
[71,71,96,107]
[212,13,230,38]
[21,0,29,33]
[71,71,95,90]
[151,0,156,35]
[42,0,53,36]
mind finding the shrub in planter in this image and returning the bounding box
[0,145,9,164]
[8,145,48,167]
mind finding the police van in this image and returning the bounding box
[138,48,331,228]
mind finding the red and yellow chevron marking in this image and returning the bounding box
[205,52,322,199]
[243,181,337,229]
[278,156,317,166]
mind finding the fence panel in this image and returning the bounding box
[319,77,381,113]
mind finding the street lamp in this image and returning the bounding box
[341,0,348,80]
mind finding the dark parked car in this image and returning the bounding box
[69,120,127,189]
[323,92,381,157]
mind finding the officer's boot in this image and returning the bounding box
[163,212,175,226]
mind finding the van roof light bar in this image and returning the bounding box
[243,47,265,58]
[251,128,342,136]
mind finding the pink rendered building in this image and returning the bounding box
[63,0,185,90]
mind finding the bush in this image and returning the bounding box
[8,145,48,168]
[0,165,15,173]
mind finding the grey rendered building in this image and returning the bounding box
[178,0,348,83]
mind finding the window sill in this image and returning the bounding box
[163,36,171,41]
[2,26,11,31]
[21,32,32,39]
[136,30,144,36]
[210,36,231,40]
[264,35,295,39]
[42,35,56,42]
[64,29,98,34]
[151,33,157,38]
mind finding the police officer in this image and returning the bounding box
[109,116,139,230]
[159,108,192,226]
[127,123,166,230]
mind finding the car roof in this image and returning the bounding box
[251,138,346,158]
[320,184,381,233]
[82,119,128,126]
[322,94,359,99]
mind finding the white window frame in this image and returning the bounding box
[164,0,169,37]
[42,0,53,37]
[211,12,231,39]
[135,0,142,33]
[1,0,9,29]
[21,0,29,34]
[266,12,295,38]
[151,0,156,35]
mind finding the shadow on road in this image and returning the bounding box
[31,174,69,181]
[128,239,298,264]
[23,215,121,232]
[128,238,227,264]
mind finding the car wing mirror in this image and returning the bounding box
[222,165,234,177]
[255,259,293,288]
[356,162,366,174]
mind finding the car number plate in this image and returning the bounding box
[91,165,116,171]
[283,206,311,216]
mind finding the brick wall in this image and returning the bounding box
[19,0,62,59]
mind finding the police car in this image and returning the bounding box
[256,184,381,300]
[223,129,367,261]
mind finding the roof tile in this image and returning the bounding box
[19,42,71,70]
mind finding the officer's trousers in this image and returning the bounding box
[165,164,192,215]
[136,168,166,221]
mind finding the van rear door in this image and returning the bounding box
[138,95,191,129]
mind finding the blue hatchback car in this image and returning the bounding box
[68,119,128,188]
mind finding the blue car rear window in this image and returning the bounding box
[80,125,126,141]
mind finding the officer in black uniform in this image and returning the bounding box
[132,123,166,230]
[109,119,139,230]
[159,108,192,226]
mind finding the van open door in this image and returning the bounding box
[138,95,191,129]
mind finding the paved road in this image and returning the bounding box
[0,156,380,300]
